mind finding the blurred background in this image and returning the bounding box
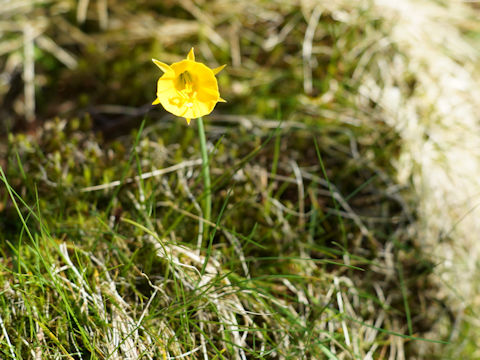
[1,0,480,358]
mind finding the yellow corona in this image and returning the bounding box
[152,48,226,124]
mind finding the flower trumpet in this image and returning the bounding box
[152,48,226,124]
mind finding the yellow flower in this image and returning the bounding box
[152,48,226,124]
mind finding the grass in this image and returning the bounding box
[2,0,480,358]
[0,116,444,358]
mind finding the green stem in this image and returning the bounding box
[197,117,211,239]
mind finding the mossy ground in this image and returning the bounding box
[1,0,478,358]
[0,116,446,358]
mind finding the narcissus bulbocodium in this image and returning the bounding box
[152,48,226,124]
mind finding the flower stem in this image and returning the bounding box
[197,117,211,238]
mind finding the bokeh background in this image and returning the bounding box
[1,0,480,358]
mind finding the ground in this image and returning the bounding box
[1,0,479,358]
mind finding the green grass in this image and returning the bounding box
[0,115,445,358]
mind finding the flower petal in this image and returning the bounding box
[152,59,172,73]
[152,98,161,105]
[212,64,226,75]
[187,48,195,61]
